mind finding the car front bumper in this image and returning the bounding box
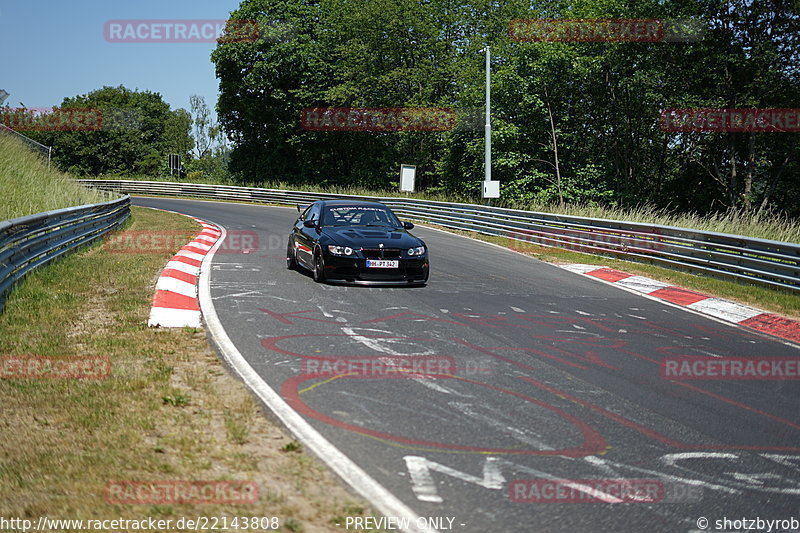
[322,254,429,284]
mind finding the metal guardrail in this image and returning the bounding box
[0,195,131,311]
[78,179,800,293]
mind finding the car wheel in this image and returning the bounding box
[286,238,297,270]
[312,249,326,283]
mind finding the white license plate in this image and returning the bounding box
[366,259,399,269]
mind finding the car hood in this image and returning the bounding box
[321,226,423,249]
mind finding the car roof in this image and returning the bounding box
[317,200,388,208]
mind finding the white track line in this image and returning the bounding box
[164,260,201,276]
[176,249,205,262]
[154,276,197,298]
[198,222,438,533]
[148,307,201,328]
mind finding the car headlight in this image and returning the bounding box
[407,246,425,256]
[327,245,353,256]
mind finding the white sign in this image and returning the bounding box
[482,180,499,199]
[400,164,416,192]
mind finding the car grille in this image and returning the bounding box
[361,248,402,259]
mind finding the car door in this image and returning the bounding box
[294,203,319,268]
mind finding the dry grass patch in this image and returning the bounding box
[0,206,380,531]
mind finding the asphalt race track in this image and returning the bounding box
[135,197,800,533]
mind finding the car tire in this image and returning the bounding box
[286,238,297,270]
[312,249,326,283]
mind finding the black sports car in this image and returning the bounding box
[286,200,429,285]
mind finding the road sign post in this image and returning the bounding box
[481,47,499,201]
[400,164,416,193]
[168,154,182,179]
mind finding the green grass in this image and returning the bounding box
[89,173,800,243]
[0,207,377,530]
[0,134,112,220]
[502,202,800,244]
[280,441,302,453]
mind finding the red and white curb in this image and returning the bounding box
[147,217,222,328]
[561,264,800,345]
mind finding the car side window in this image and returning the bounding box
[307,204,320,223]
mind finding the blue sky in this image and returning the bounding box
[0,0,243,114]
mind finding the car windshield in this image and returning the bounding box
[322,206,401,227]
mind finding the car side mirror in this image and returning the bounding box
[303,219,317,228]
[402,221,414,229]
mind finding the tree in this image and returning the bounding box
[185,94,230,181]
[663,0,800,213]
[212,0,800,217]
[189,95,214,159]
[26,86,193,177]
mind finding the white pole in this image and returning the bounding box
[484,46,491,183]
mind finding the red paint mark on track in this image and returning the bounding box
[152,290,200,311]
[586,268,632,283]
[564,264,800,345]
[258,308,340,325]
[183,245,210,255]
[649,286,708,306]
[671,381,800,431]
[160,268,197,284]
[742,313,800,344]
[281,373,608,456]
[519,375,800,451]
[170,255,202,267]
[146,214,219,327]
